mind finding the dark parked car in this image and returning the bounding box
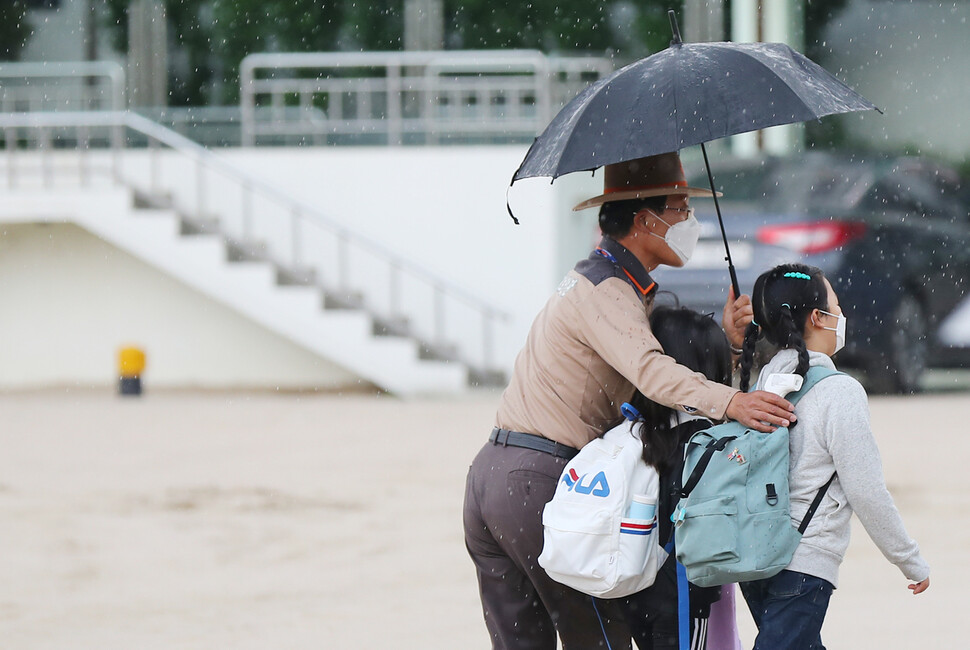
[653,151,970,393]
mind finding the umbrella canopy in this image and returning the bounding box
[509,13,880,298]
[513,40,879,182]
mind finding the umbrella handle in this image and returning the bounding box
[729,264,741,302]
[700,142,742,300]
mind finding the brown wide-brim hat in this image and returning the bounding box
[572,151,721,211]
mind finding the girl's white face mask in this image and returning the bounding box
[815,309,847,353]
[650,209,700,264]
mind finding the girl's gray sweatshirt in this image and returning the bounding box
[755,349,930,588]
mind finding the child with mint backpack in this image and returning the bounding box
[736,263,930,649]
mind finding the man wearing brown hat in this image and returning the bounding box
[463,151,796,649]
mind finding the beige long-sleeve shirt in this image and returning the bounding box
[496,237,738,449]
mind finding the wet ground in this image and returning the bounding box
[0,387,960,648]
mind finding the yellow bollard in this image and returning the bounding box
[118,347,146,396]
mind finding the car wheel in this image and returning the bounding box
[867,293,928,394]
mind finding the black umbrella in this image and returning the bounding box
[511,11,880,296]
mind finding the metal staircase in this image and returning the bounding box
[0,111,509,395]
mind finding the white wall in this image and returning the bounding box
[0,146,603,389]
[822,1,970,160]
[0,222,364,391]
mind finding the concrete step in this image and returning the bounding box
[179,215,221,236]
[276,264,317,286]
[225,237,268,263]
[323,290,366,311]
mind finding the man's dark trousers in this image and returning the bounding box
[463,440,632,649]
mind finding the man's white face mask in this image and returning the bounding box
[815,309,847,353]
[650,208,700,264]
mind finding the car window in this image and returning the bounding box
[920,164,969,219]
[691,154,969,220]
[688,160,771,202]
[860,178,917,214]
[790,166,869,213]
[862,168,965,220]
[759,161,870,214]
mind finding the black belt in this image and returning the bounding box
[489,427,579,460]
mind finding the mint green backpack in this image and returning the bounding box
[673,367,840,588]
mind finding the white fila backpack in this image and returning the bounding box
[538,420,667,598]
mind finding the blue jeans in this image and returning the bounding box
[740,570,834,650]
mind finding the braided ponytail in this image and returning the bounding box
[777,304,811,378]
[738,321,761,392]
[739,273,768,392]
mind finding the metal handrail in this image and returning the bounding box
[240,50,612,146]
[0,110,510,373]
[0,61,126,112]
[0,55,613,150]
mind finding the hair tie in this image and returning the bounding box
[750,319,759,327]
[783,271,812,280]
[620,402,642,422]
[781,303,792,310]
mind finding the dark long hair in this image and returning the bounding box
[738,263,829,392]
[628,306,732,470]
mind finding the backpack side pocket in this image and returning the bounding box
[617,515,662,591]
[675,494,739,565]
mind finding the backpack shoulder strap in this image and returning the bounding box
[799,473,836,534]
[786,366,842,406]
[679,429,737,500]
[787,366,842,534]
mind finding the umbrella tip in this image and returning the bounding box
[668,10,683,46]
